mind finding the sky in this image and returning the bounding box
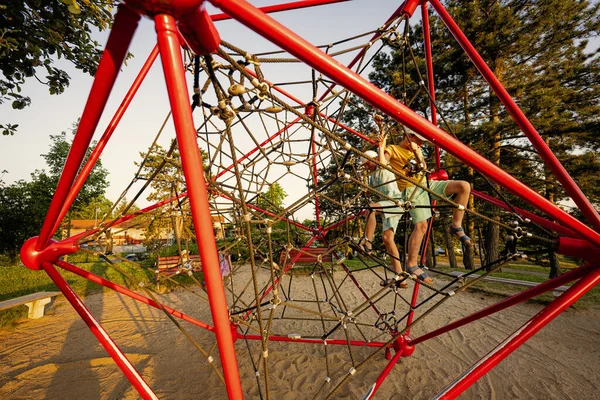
[1,0,412,221]
[1,0,598,222]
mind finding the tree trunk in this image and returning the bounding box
[485,220,499,270]
[462,77,475,270]
[549,251,562,278]
[444,223,457,268]
[426,234,435,269]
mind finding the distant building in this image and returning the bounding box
[65,215,227,244]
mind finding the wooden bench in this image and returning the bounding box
[0,292,61,319]
[449,271,570,296]
[279,247,334,267]
[155,254,202,281]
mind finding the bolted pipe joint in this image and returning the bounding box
[393,334,415,357]
[400,0,421,18]
[124,0,203,19]
[20,237,78,271]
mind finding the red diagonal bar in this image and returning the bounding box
[211,0,350,21]
[241,334,386,347]
[320,112,376,145]
[42,262,158,399]
[472,190,578,238]
[434,265,600,399]
[52,45,160,235]
[429,0,600,233]
[215,191,316,233]
[155,13,243,399]
[36,6,141,250]
[208,0,600,248]
[214,116,302,180]
[74,193,187,242]
[56,259,215,332]
[409,264,592,347]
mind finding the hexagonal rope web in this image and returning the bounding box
[54,11,578,399]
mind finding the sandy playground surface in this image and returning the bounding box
[1,267,599,399]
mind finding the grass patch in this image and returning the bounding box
[433,265,600,309]
[0,253,169,328]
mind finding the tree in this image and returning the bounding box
[0,0,117,135]
[354,0,600,270]
[256,182,287,213]
[0,122,109,259]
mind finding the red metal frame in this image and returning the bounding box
[19,0,600,398]
[428,0,600,233]
[42,262,158,399]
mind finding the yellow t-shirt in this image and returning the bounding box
[386,144,424,191]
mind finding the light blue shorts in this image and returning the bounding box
[401,180,449,223]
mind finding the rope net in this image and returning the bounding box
[48,7,580,399]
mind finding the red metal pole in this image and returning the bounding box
[215,116,302,180]
[434,265,600,399]
[319,112,376,145]
[208,0,600,248]
[241,334,385,347]
[73,193,187,241]
[428,0,600,233]
[409,264,592,347]
[56,260,215,332]
[154,14,243,399]
[421,2,441,169]
[216,191,316,233]
[52,45,160,235]
[363,347,405,399]
[472,190,578,238]
[35,6,141,250]
[42,262,157,399]
[211,0,350,21]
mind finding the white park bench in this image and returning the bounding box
[0,292,62,319]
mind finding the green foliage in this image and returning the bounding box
[0,122,109,259]
[256,182,287,213]
[0,0,118,135]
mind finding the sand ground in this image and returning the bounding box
[1,268,599,399]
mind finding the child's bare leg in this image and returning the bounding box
[406,220,428,268]
[382,228,401,274]
[406,220,433,284]
[364,203,380,250]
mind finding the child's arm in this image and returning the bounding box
[411,142,427,171]
[378,133,388,164]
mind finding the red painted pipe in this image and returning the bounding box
[56,260,215,332]
[155,13,243,399]
[215,116,302,180]
[363,342,405,399]
[207,0,600,249]
[52,45,160,235]
[241,334,385,347]
[472,190,577,239]
[211,0,351,22]
[36,6,141,250]
[428,0,600,233]
[434,265,600,399]
[409,264,592,347]
[42,262,158,399]
[319,112,376,145]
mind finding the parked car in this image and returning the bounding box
[434,247,446,256]
[124,253,138,261]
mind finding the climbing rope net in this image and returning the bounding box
[23,1,600,399]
